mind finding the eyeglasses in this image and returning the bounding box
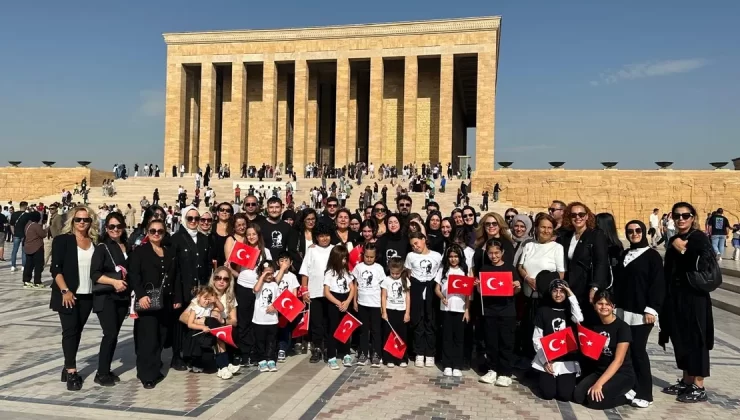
[152,213,165,220]
[374,208,386,213]
[148,228,165,235]
[505,215,515,220]
[244,203,257,207]
[398,203,411,208]
[73,217,92,224]
[570,212,588,219]
[214,275,229,282]
[672,212,693,221]
[186,216,201,222]
[107,224,124,230]
[626,228,643,235]
[463,214,474,219]
[200,218,213,223]
[548,207,562,213]
[326,203,337,208]
[485,221,498,228]
[218,208,232,213]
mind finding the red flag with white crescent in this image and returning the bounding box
[333,312,362,344]
[539,328,577,361]
[292,311,310,338]
[479,271,514,297]
[447,274,475,296]
[228,241,260,269]
[274,289,305,322]
[209,325,237,348]
[383,330,407,359]
[577,324,608,360]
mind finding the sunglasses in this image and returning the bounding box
[626,228,643,235]
[186,216,201,222]
[107,223,124,230]
[672,212,693,221]
[570,212,588,219]
[218,208,232,213]
[200,218,213,223]
[148,228,165,235]
[398,203,411,208]
[152,213,165,220]
[548,207,563,213]
[463,214,474,219]
[505,215,515,219]
[214,275,229,282]
[73,217,92,224]
[244,203,257,207]
[326,203,337,208]
[374,208,386,213]
[485,221,498,228]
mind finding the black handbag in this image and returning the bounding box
[134,280,165,312]
[686,251,723,293]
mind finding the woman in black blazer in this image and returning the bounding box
[90,212,130,387]
[128,218,176,389]
[170,206,212,371]
[50,205,99,391]
[559,202,610,317]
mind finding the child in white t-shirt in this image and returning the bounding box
[276,251,300,362]
[381,257,411,368]
[351,243,386,367]
[253,261,280,373]
[323,245,356,370]
[434,244,470,377]
[184,286,223,374]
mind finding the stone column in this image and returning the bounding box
[276,70,288,170]
[347,68,358,163]
[475,51,496,173]
[262,59,278,166]
[402,56,417,166]
[306,69,318,167]
[198,62,216,172]
[221,62,246,173]
[334,57,350,167]
[163,59,186,175]
[368,57,384,166]
[293,59,308,173]
[438,54,454,167]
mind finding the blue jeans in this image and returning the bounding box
[711,235,726,257]
[10,237,26,268]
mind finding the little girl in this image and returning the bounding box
[381,257,411,367]
[435,244,470,377]
[405,231,443,368]
[351,243,386,367]
[184,286,223,374]
[476,239,521,387]
[253,261,280,373]
[275,251,300,362]
[323,245,356,370]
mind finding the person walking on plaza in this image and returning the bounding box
[649,208,661,248]
[9,201,30,271]
[44,203,64,266]
[22,212,47,288]
[706,208,730,261]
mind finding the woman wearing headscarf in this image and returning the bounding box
[510,214,534,267]
[659,202,714,403]
[375,213,409,274]
[614,220,664,408]
[170,206,212,371]
[425,210,445,254]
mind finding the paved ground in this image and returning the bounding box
[1,242,740,420]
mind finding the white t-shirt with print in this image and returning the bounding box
[252,282,279,325]
[299,245,334,299]
[323,270,354,294]
[381,276,407,311]
[436,266,467,313]
[404,250,443,282]
[351,262,385,308]
[278,271,300,295]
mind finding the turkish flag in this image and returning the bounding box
[228,241,260,269]
[577,324,608,360]
[447,274,475,296]
[348,245,363,272]
[383,330,407,359]
[274,289,305,322]
[333,312,362,344]
[479,271,514,297]
[209,325,237,348]
[539,328,577,361]
[292,311,310,338]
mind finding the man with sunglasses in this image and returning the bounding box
[243,195,266,224]
[396,194,413,226]
[548,200,567,237]
[318,196,340,227]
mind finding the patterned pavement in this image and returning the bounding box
[1,242,740,419]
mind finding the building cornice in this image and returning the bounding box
[163,16,500,45]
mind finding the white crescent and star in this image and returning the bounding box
[341,320,353,333]
[548,339,561,352]
[216,331,227,340]
[280,298,293,310]
[451,279,464,290]
[486,278,497,290]
[578,332,594,347]
[236,249,247,260]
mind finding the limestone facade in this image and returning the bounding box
[162,16,500,174]
[0,168,112,202]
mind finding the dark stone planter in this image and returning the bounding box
[601,161,618,169]
[41,161,56,167]
[733,158,740,170]
[710,161,728,169]
[8,161,21,167]
[77,161,91,168]
[548,161,565,169]
[655,161,673,169]
[498,161,513,168]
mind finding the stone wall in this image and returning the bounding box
[0,167,113,202]
[473,170,740,228]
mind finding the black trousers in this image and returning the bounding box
[23,250,44,285]
[58,294,93,370]
[517,297,540,359]
[631,323,654,401]
[253,324,278,362]
[135,309,169,382]
[236,284,256,359]
[383,309,408,364]
[96,299,128,375]
[441,312,465,369]
[171,306,186,364]
[327,292,350,359]
[539,372,577,401]
[410,279,436,357]
[358,305,382,357]
[463,291,485,362]
[483,314,516,377]
[574,371,634,410]
[310,297,329,350]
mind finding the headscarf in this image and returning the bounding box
[622,219,650,267]
[182,206,200,242]
[511,214,534,266]
[198,210,213,235]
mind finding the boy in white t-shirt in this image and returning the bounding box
[275,251,300,362]
[351,243,386,367]
[253,261,280,373]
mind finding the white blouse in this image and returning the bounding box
[75,245,95,295]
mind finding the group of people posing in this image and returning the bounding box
[46,193,717,411]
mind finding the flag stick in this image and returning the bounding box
[385,319,398,337]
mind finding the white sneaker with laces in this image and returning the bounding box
[386,363,395,368]
[10,267,16,272]
[219,367,233,379]
[227,364,240,374]
[399,362,408,368]
[479,370,497,384]
[425,356,435,367]
[415,356,424,367]
[495,375,512,387]
[443,367,453,376]
[452,369,462,377]
[631,399,651,408]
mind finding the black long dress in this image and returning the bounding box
[659,229,714,378]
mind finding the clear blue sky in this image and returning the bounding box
[1,0,737,170]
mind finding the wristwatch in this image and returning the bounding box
[61,289,69,295]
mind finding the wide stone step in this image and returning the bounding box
[711,286,740,317]
[720,274,740,295]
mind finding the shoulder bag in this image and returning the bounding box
[686,248,723,293]
[92,244,120,294]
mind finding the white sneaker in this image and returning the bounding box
[386,363,395,368]
[425,357,435,367]
[218,367,233,379]
[631,399,652,408]
[443,367,453,376]
[10,266,16,272]
[415,356,424,367]
[479,370,497,384]
[227,364,240,374]
[452,369,462,377]
[399,362,408,368]
[495,375,512,387]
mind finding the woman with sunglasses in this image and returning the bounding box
[198,210,214,235]
[560,202,610,320]
[211,202,234,267]
[504,208,518,228]
[613,220,664,408]
[294,208,318,269]
[372,202,388,237]
[208,267,240,377]
[51,205,99,391]
[461,206,478,248]
[170,206,213,371]
[659,202,714,403]
[127,205,168,251]
[89,212,130,387]
[128,218,176,389]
